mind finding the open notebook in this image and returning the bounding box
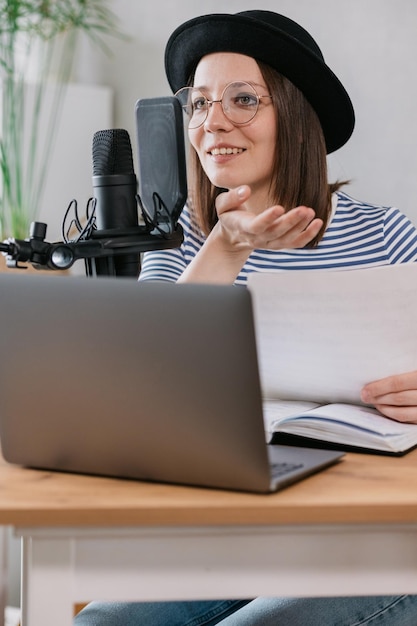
[0,273,343,493]
[247,265,417,456]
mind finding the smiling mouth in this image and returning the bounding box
[209,147,244,156]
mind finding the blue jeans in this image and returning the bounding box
[74,595,417,625]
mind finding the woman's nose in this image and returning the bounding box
[204,100,233,131]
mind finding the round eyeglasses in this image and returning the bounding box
[175,81,273,129]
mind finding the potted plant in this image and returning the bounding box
[0,0,120,241]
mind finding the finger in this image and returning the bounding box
[368,389,417,407]
[373,403,417,424]
[262,212,323,248]
[215,185,251,214]
[241,215,322,250]
[252,205,315,235]
[274,210,322,242]
[287,217,323,248]
[220,205,287,244]
[361,370,417,402]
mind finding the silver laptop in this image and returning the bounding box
[0,272,343,493]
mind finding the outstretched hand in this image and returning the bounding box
[361,371,417,424]
[215,185,323,252]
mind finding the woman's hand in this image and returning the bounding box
[178,185,323,284]
[215,185,323,252]
[361,371,417,424]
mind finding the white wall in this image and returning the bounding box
[37,83,113,243]
[74,0,417,224]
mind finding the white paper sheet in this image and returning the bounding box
[248,264,417,404]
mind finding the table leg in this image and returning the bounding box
[20,536,74,626]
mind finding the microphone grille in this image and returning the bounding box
[92,129,134,176]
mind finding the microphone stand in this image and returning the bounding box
[1,119,187,277]
[0,219,183,276]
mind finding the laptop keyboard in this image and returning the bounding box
[270,461,304,478]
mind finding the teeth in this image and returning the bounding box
[211,147,243,155]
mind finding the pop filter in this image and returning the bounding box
[135,96,187,234]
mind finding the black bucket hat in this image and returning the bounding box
[165,10,355,153]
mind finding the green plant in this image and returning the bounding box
[0,0,120,239]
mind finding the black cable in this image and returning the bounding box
[62,198,97,243]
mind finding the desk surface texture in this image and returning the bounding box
[0,450,417,526]
[1,449,417,526]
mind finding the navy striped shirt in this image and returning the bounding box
[139,191,417,284]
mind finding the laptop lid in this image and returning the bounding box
[0,273,342,493]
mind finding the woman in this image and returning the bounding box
[75,10,417,625]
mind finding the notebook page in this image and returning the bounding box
[248,264,417,404]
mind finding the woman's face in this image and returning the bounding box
[188,52,277,211]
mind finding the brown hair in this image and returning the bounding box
[186,62,345,246]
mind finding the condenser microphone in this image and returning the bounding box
[91,128,140,277]
[1,106,186,274]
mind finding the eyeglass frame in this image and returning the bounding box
[174,81,273,129]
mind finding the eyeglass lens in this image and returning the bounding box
[175,81,261,128]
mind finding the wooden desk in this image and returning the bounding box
[1,450,417,626]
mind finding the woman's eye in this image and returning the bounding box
[234,94,257,107]
[192,97,207,111]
